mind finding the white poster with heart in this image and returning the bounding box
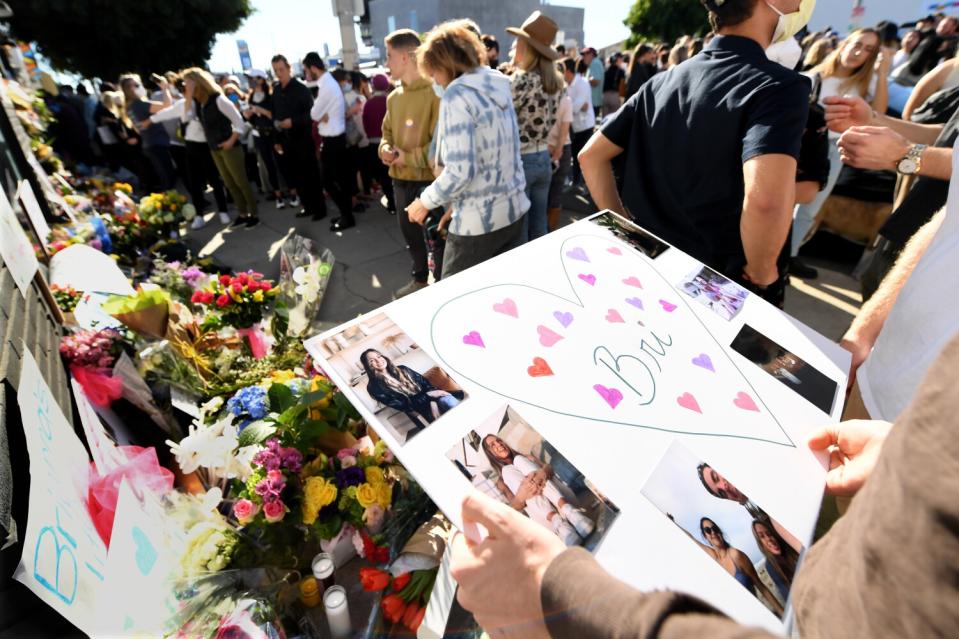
[305,212,848,633]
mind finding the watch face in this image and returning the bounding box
[899,158,919,174]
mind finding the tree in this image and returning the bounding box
[6,0,253,80]
[624,0,711,47]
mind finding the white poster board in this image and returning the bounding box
[48,244,134,296]
[0,184,39,297]
[14,345,108,635]
[17,179,51,252]
[306,212,848,633]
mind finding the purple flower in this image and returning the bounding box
[336,466,365,489]
[281,448,303,473]
[252,449,281,471]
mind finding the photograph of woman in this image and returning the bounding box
[752,518,800,605]
[360,348,463,439]
[481,434,594,546]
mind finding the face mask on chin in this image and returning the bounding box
[767,0,816,44]
[432,80,445,98]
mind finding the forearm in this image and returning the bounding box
[916,146,953,181]
[579,133,627,215]
[870,74,889,115]
[740,200,792,278]
[875,112,942,145]
[845,209,945,347]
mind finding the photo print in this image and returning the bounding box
[679,265,750,321]
[730,324,838,414]
[446,405,619,551]
[641,441,804,619]
[591,211,671,259]
[315,313,468,445]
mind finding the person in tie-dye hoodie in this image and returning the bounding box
[405,21,530,279]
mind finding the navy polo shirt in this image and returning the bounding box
[601,35,810,277]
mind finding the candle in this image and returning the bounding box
[311,552,336,591]
[298,576,321,608]
[323,585,351,639]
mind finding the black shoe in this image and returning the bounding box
[386,208,397,216]
[295,209,310,218]
[230,216,248,227]
[312,212,327,221]
[789,257,819,279]
[244,216,261,229]
[330,217,356,232]
[352,202,367,213]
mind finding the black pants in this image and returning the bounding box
[321,134,355,222]
[144,145,177,191]
[185,141,228,213]
[394,179,444,282]
[364,144,395,211]
[571,128,593,185]
[253,133,282,194]
[279,130,326,218]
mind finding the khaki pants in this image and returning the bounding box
[211,146,257,216]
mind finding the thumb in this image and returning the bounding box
[461,490,511,540]
[808,425,840,452]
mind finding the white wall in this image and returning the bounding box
[806,0,936,35]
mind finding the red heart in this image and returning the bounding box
[527,357,554,377]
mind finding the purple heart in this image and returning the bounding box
[692,353,714,372]
[462,331,485,348]
[578,274,597,286]
[553,311,574,328]
[626,297,644,310]
[566,247,590,262]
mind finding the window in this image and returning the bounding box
[387,15,395,33]
[410,10,418,32]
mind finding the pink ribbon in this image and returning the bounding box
[238,325,268,359]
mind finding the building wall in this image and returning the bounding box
[545,5,585,50]
[806,0,930,35]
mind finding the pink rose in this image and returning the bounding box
[233,499,258,524]
[266,469,285,483]
[363,504,385,534]
[340,455,357,468]
[337,448,358,460]
[263,499,286,523]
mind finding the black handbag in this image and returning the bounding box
[911,85,959,125]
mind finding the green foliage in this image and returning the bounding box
[7,0,253,79]
[624,0,711,47]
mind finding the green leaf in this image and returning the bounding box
[268,383,296,413]
[237,421,277,448]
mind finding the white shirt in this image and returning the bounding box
[310,71,346,137]
[150,99,205,143]
[858,142,959,421]
[807,72,879,140]
[547,94,573,148]
[569,75,594,134]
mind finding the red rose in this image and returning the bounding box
[216,294,230,307]
[231,281,243,293]
[246,280,259,292]
[359,567,391,592]
[190,291,204,304]
[203,291,215,304]
[237,273,249,285]
[380,594,406,624]
[391,572,411,592]
[259,280,272,291]
[219,274,231,285]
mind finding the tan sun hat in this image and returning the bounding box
[506,11,561,61]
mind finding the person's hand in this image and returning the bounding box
[393,148,408,168]
[823,95,874,134]
[450,491,566,638]
[839,331,873,391]
[379,144,396,164]
[319,113,329,124]
[808,419,892,496]
[438,209,453,232]
[838,126,912,171]
[138,119,152,130]
[427,390,450,398]
[406,198,429,225]
[278,118,293,130]
[743,262,779,288]
[877,48,893,74]
[516,474,544,502]
[274,144,284,155]
[218,138,236,151]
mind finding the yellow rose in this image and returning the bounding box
[270,370,296,383]
[364,467,385,486]
[253,290,264,302]
[302,476,338,525]
[355,482,378,509]
[375,481,392,508]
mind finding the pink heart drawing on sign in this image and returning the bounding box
[607,247,622,255]
[692,353,714,372]
[606,309,625,323]
[623,276,643,288]
[659,299,677,312]
[493,298,518,317]
[578,274,597,286]
[553,311,574,328]
[677,392,702,414]
[537,325,564,347]
[626,297,644,310]
[734,391,760,412]
[566,247,590,262]
[593,384,623,409]
[462,331,485,348]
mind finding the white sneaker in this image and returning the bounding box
[276,198,286,210]
[190,216,207,230]
[552,518,582,547]
[561,503,595,539]
[218,212,231,224]
[289,195,301,207]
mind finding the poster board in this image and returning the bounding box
[17,179,51,254]
[0,181,39,298]
[305,212,848,633]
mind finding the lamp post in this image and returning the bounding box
[331,0,363,69]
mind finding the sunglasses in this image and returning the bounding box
[703,525,721,535]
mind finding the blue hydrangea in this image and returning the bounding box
[226,385,269,420]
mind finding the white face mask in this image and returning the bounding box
[767,0,816,44]
[432,80,445,98]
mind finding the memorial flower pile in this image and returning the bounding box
[51,284,81,313]
[192,271,277,329]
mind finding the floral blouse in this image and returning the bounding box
[510,70,561,154]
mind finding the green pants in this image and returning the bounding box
[210,146,257,216]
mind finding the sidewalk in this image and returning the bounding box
[183,189,860,339]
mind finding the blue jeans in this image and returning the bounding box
[521,150,553,242]
[792,142,842,256]
[436,394,460,414]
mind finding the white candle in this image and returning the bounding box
[323,585,352,639]
[311,552,335,590]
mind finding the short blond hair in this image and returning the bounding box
[181,66,222,104]
[418,21,484,81]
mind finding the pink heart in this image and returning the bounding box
[659,299,677,313]
[462,331,485,348]
[578,274,597,286]
[593,384,623,409]
[493,298,518,318]
[677,392,702,414]
[734,392,759,412]
[607,247,622,255]
[537,325,564,347]
[623,276,643,288]
[606,309,624,323]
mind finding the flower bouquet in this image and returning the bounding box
[275,235,335,338]
[192,271,278,359]
[102,287,171,339]
[138,190,195,235]
[51,283,81,313]
[59,327,128,405]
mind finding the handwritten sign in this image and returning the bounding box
[17,180,51,252]
[0,184,39,298]
[15,346,107,635]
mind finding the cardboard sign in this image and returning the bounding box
[17,179,51,252]
[0,184,39,297]
[306,212,849,633]
[14,346,107,635]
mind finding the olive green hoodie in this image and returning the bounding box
[379,76,440,182]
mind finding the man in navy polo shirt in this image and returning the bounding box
[579,0,815,307]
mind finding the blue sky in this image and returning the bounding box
[208,0,636,72]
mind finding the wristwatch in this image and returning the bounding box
[897,144,927,176]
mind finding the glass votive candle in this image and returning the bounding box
[322,584,351,639]
[311,551,335,591]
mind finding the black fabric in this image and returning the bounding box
[603,65,624,93]
[129,99,169,148]
[600,35,809,282]
[797,74,830,188]
[185,140,228,212]
[320,134,355,222]
[248,90,275,133]
[910,85,959,125]
[270,78,315,138]
[277,131,326,218]
[394,179,436,282]
[198,98,234,149]
[624,63,655,101]
[906,31,958,79]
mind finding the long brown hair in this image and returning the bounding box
[812,28,881,97]
[181,67,222,105]
[517,39,563,95]
[481,434,519,476]
[751,519,799,587]
[360,349,421,396]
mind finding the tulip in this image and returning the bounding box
[216,294,231,307]
[359,567,391,592]
[406,603,425,631]
[380,594,406,624]
[391,572,411,592]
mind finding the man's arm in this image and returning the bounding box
[579,132,627,215]
[842,209,945,381]
[825,95,944,145]
[838,126,953,180]
[741,154,797,287]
